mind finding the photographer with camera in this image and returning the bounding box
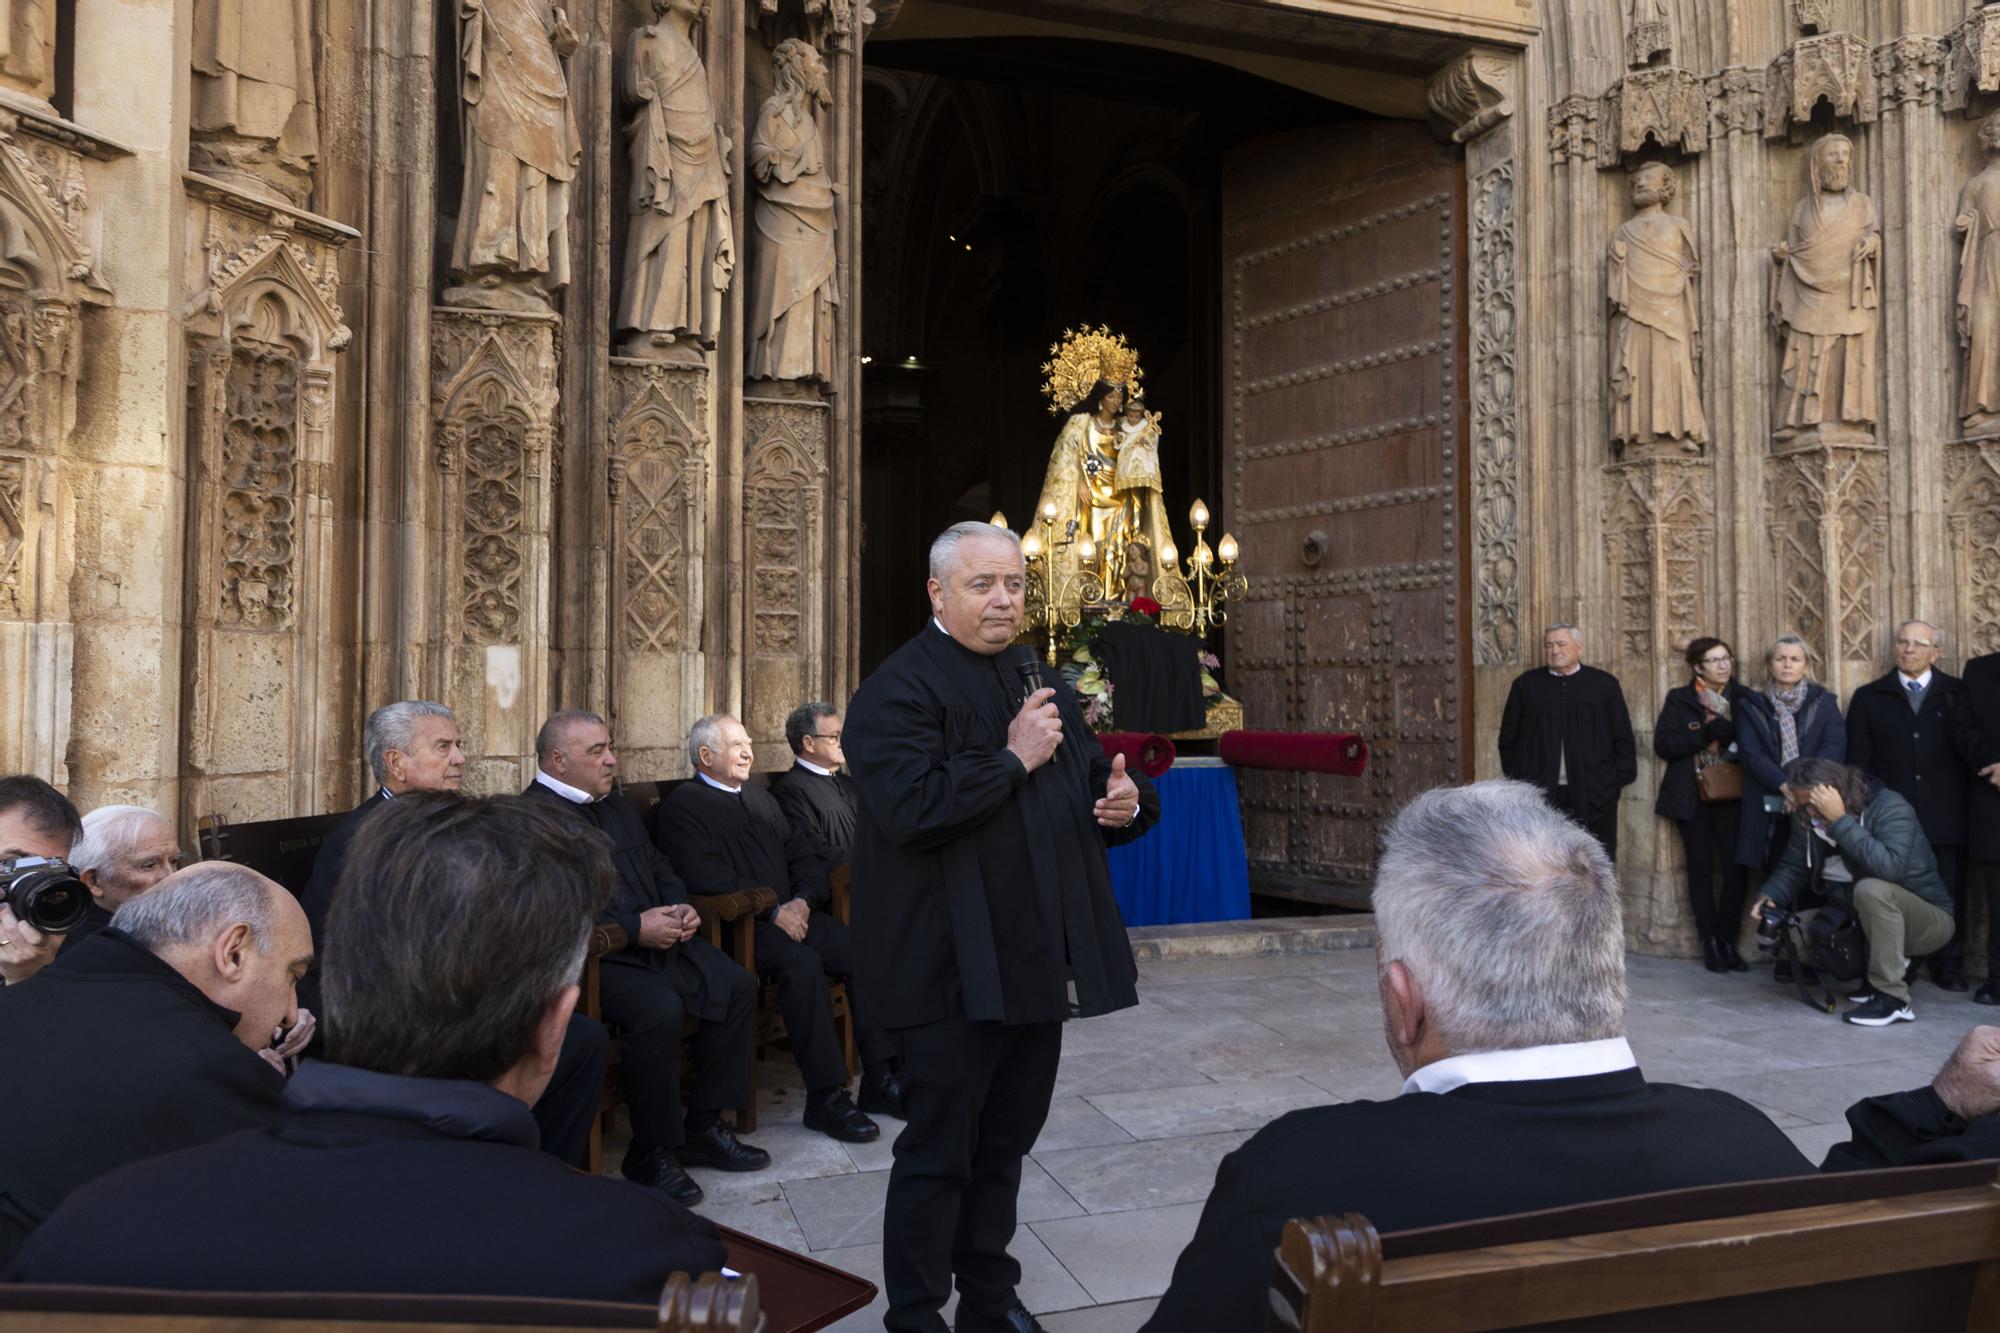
[1752,757,1954,1028]
[0,775,85,987]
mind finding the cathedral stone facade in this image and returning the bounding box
[8,0,1997,959]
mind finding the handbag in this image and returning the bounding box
[1695,757,1743,803]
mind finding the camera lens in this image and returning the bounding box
[2,860,91,934]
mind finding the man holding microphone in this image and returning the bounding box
[845,521,1159,1333]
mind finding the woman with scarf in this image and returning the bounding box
[1655,637,1752,972]
[1736,635,1846,883]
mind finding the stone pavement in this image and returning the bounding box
[605,946,1992,1332]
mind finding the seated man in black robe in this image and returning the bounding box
[1143,780,1814,1333]
[304,699,608,1169]
[0,862,306,1264]
[6,794,727,1303]
[65,804,182,948]
[772,701,902,1116]
[1822,1025,2000,1169]
[659,714,883,1141]
[525,709,766,1206]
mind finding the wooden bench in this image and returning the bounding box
[0,1271,758,1332]
[195,810,348,896]
[1269,1160,2000,1331]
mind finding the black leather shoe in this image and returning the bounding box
[1976,982,2000,1006]
[1721,939,1750,973]
[676,1121,771,1173]
[621,1145,704,1206]
[804,1087,880,1143]
[955,1297,1049,1333]
[858,1070,906,1118]
[1934,969,1970,994]
[1702,936,1726,973]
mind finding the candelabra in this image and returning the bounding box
[1154,498,1246,640]
[999,505,1109,664]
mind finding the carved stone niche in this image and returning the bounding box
[1601,67,1709,166]
[1945,441,2000,657]
[0,104,120,779]
[432,306,560,795]
[608,357,711,776]
[742,395,829,754]
[1946,6,2000,114]
[1765,31,1878,140]
[179,174,354,819]
[1765,442,1890,695]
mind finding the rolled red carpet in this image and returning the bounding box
[1094,732,1178,778]
[1219,730,1368,776]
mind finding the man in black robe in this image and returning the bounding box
[304,700,608,1170]
[1497,622,1637,860]
[847,521,1159,1333]
[525,708,766,1206]
[773,700,858,866]
[658,714,884,1142]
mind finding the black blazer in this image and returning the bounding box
[1141,1068,1814,1333]
[1496,665,1637,822]
[1845,670,1970,846]
[3,1063,725,1302]
[1652,680,1748,822]
[0,930,284,1263]
[300,791,388,948]
[1956,652,2000,862]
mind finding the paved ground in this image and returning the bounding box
[605,947,1992,1332]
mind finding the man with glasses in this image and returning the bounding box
[1844,621,1972,992]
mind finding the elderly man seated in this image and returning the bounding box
[65,805,182,947]
[0,862,308,1264]
[660,713,888,1139]
[5,794,727,1301]
[0,774,83,987]
[1142,780,1814,1333]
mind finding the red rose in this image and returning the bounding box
[1129,597,1161,617]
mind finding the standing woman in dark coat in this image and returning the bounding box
[1736,634,1846,875]
[1655,637,1751,973]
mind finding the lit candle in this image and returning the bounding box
[1193,543,1213,569]
[1218,533,1239,564]
[990,510,1008,529]
[1076,534,1097,565]
[1021,531,1043,559]
[1189,499,1210,530]
[1160,541,1178,567]
[1041,500,1059,523]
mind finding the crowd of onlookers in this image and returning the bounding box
[1500,619,2000,1028]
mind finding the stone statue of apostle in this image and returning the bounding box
[1769,132,1879,443]
[1608,162,1705,453]
[448,0,582,312]
[1957,110,2000,438]
[746,39,840,384]
[191,0,320,206]
[616,0,735,354]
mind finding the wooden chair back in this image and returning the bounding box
[1268,1161,2000,1332]
[195,810,349,897]
[0,1271,759,1332]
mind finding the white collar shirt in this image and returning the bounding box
[698,772,742,796]
[795,758,836,778]
[1400,1037,1637,1097]
[533,769,597,805]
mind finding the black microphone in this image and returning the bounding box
[1011,645,1060,765]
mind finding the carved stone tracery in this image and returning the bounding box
[1766,445,1889,672]
[1470,160,1519,666]
[218,342,300,628]
[610,362,709,654]
[1947,441,2000,656]
[1604,459,1712,669]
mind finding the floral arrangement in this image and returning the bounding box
[1062,599,1223,733]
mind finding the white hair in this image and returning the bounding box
[71,805,175,876]
[1896,619,1942,649]
[112,862,279,955]
[687,714,738,770]
[1543,622,1583,643]
[363,701,455,784]
[928,521,1022,583]
[1371,780,1625,1054]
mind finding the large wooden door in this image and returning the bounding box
[1222,122,1469,900]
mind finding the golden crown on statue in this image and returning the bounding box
[1040,325,1143,414]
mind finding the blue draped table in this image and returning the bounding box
[1107,758,1252,926]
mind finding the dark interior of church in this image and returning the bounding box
[856,36,1367,672]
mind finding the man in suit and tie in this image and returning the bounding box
[1143,779,1814,1333]
[1844,620,1972,991]
[305,701,607,1169]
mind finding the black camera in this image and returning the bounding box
[0,855,90,935]
[1756,903,1798,953]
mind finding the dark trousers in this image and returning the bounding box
[1676,801,1747,943]
[883,1018,1062,1333]
[754,910,891,1089]
[600,961,756,1151]
[1983,861,2000,974]
[1553,786,1618,863]
[532,1012,610,1167]
[1925,844,1969,972]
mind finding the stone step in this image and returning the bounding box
[1126,913,1376,961]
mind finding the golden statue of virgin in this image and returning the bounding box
[1032,326,1175,601]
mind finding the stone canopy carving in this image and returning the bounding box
[1765,28,1877,138]
[1426,50,1513,145]
[191,0,320,206]
[1770,133,1879,444]
[1946,5,2000,114]
[746,39,839,384]
[1958,111,2000,439]
[448,0,582,312]
[1608,163,1704,454]
[617,0,735,356]
[1604,66,1708,164]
